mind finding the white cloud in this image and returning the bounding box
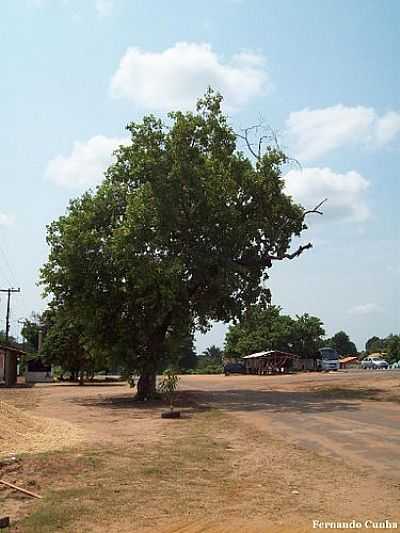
[286,105,400,161]
[0,213,15,226]
[95,0,113,17]
[284,167,370,222]
[110,42,267,112]
[375,111,400,146]
[348,303,383,315]
[46,135,129,188]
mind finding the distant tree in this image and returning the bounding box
[224,306,325,358]
[327,331,357,356]
[21,313,43,353]
[0,330,18,348]
[201,345,224,364]
[290,314,325,358]
[225,306,292,357]
[365,336,385,354]
[384,334,400,363]
[41,307,96,384]
[197,344,224,373]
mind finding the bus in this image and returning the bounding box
[318,347,339,371]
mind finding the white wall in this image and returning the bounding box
[25,371,53,383]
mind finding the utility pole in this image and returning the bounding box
[0,288,21,345]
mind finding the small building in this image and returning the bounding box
[0,344,26,387]
[242,350,299,374]
[25,357,53,383]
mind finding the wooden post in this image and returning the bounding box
[4,349,17,387]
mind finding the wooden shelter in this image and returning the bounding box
[242,350,299,375]
[0,344,25,387]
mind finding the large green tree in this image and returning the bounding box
[41,90,319,399]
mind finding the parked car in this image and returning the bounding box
[361,356,389,370]
[223,362,245,375]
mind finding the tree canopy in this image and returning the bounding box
[224,305,325,358]
[41,90,316,398]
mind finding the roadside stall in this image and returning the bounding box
[242,350,299,375]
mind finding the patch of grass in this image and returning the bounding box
[14,409,235,532]
[20,488,92,533]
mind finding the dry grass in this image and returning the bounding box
[2,376,400,532]
[0,401,84,458]
[2,406,397,533]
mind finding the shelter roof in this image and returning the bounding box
[0,344,26,356]
[243,350,299,359]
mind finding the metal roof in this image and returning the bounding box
[0,344,26,355]
[242,350,299,359]
[339,356,359,364]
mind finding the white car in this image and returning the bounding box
[361,356,388,370]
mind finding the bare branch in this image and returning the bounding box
[267,242,313,261]
[285,155,302,170]
[236,123,281,160]
[303,198,327,217]
[236,125,263,159]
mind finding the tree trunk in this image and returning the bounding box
[135,373,157,400]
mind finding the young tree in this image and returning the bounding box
[41,90,320,399]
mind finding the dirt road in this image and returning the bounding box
[1,372,400,532]
[181,371,400,482]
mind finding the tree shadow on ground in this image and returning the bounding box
[67,390,211,416]
[47,381,127,388]
[181,386,386,415]
[66,387,385,416]
[0,382,33,389]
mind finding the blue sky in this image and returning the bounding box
[0,0,399,352]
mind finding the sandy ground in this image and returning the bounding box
[180,370,400,482]
[0,371,399,532]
